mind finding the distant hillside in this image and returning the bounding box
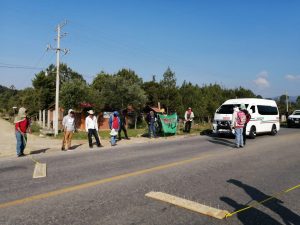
[0,85,10,94]
[274,96,298,103]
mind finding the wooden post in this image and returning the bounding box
[42,110,46,128]
[134,112,137,130]
[39,110,42,126]
[47,110,51,129]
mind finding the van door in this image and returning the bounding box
[248,105,259,134]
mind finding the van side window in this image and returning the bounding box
[257,105,278,115]
[250,105,256,113]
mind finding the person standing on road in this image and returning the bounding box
[239,104,251,146]
[85,110,103,149]
[118,109,130,140]
[232,106,246,148]
[14,107,31,157]
[147,110,157,138]
[109,111,120,146]
[61,109,76,151]
[184,107,194,133]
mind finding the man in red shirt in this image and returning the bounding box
[14,107,31,157]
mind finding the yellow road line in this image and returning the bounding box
[0,153,213,209]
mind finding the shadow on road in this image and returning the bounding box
[223,179,300,225]
[29,148,50,155]
[69,144,82,150]
[0,165,27,173]
[208,137,235,147]
[220,197,281,225]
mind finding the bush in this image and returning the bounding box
[30,121,41,134]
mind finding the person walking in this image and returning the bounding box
[232,106,246,148]
[14,107,31,157]
[85,110,103,148]
[239,104,251,146]
[147,110,157,138]
[109,111,120,146]
[118,109,130,140]
[184,107,194,133]
[61,109,76,151]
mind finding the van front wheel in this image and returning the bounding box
[249,126,256,139]
[271,124,277,136]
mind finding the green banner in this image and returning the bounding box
[159,114,178,134]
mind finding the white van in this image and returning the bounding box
[212,98,280,138]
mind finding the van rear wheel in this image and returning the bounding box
[271,124,277,136]
[249,126,256,139]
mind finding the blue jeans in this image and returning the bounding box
[235,128,244,147]
[16,131,26,155]
[149,123,156,138]
[111,135,117,146]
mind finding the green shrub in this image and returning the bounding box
[30,121,41,134]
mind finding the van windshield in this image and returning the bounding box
[216,104,249,114]
[293,111,300,115]
[216,104,235,114]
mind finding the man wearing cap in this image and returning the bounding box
[184,107,194,133]
[85,110,102,148]
[14,107,31,157]
[61,109,76,151]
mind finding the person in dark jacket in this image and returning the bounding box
[118,109,130,140]
[240,104,251,146]
[147,110,157,138]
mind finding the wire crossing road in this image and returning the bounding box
[0,128,300,225]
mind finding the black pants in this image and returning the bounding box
[118,125,128,139]
[243,124,247,145]
[185,121,192,133]
[88,129,101,147]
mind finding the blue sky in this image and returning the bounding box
[1,0,300,97]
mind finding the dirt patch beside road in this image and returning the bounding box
[0,118,196,158]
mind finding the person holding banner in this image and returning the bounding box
[184,107,194,133]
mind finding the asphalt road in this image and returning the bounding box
[0,128,299,225]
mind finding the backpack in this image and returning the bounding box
[237,111,246,126]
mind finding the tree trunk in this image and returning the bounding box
[134,113,137,130]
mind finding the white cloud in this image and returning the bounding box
[285,74,300,81]
[253,70,270,88]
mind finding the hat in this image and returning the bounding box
[87,110,94,115]
[240,104,246,110]
[14,107,27,123]
[68,109,74,114]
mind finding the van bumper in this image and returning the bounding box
[212,123,234,134]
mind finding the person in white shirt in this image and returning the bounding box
[61,109,76,151]
[85,110,103,148]
[184,107,194,133]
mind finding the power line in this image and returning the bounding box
[0,64,43,70]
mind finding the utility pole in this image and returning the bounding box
[286,90,289,114]
[47,20,69,136]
